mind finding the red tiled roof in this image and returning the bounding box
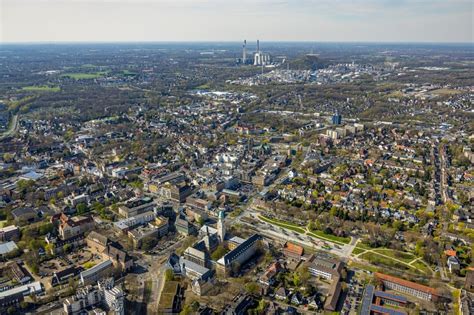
[284,242,304,256]
[375,273,438,296]
[444,249,457,257]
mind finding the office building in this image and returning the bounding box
[375,272,439,302]
[332,110,342,125]
[216,234,261,276]
[63,278,124,315]
[0,225,20,242]
[80,260,113,285]
[306,255,343,281]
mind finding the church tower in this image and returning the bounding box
[217,210,226,242]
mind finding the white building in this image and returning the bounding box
[99,279,125,315]
[63,286,103,315]
[64,278,124,315]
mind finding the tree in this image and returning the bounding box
[244,282,260,295]
[324,227,334,235]
[39,222,54,235]
[76,203,88,214]
[180,305,192,315]
[196,217,205,227]
[45,243,55,255]
[129,180,144,190]
[176,236,197,256]
[91,202,107,219]
[68,278,78,295]
[180,301,199,315]
[393,221,404,232]
[63,243,73,253]
[35,199,43,208]
[211,245,228,261]
[300,266,311,285]
[3,153,14,163]
[64,129,74,142]
[26,259,39,275]
[16,179,34,193]
[20,301,29,309]
[91,201,105,212]
[293,272,301,286]
[263,251,274,265]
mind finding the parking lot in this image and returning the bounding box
[38,249,96,277]
[341,276,364,314]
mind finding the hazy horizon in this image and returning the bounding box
[1,0,473,43]
[1,40,473,45]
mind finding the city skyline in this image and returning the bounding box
[1,0,473,43]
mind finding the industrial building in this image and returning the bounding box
[239,40,272,66]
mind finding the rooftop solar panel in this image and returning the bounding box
[371,304,406,315]
[374,290,408,303]
[360,285,375,315]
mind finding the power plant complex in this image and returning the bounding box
[240,39,272,66]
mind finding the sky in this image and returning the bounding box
[1,0,473,43]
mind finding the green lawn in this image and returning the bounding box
[258,215,350,244]
[355,242,373,250]
[359,251,431,276]
[359,252,412,271]
[431,88,462,96]
[22,85,60,92]
[195,83,211,90]
[83,261,96,269]
[372,249,416,263]
[61,72,107,79]
[122,70,138,76]
[258,216,305,234]
[352,247,367,255]
[412,260,432,275]
[307,231,350,245]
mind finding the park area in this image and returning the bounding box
[22,85,60,92]
[61,72,108,79]
[258,215,351,245]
